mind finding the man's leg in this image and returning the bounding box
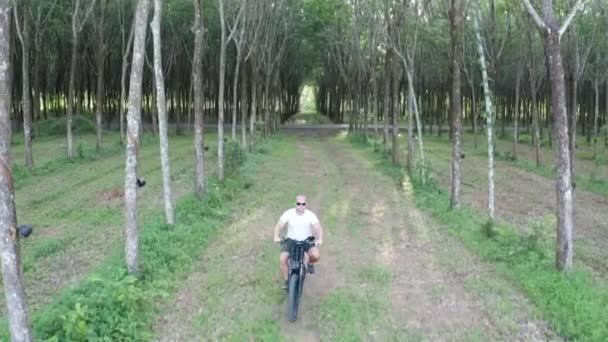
[279,252,290,281]
[307,247,320,263]
[306,247,320,273]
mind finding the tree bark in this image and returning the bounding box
[151,0,174,225]
[240,64,248,147]
[250,63,258,151]
[474,4,495,222]
[124,0,150,274]
[217,0,227,182]
[0,2,34,339]
[14,3,34,169]
[231,41,241,141]
[120,21,135,145]
[449,0,466,209]
[593,78,599,158]
[391,52,400,165]
[513,61,522,158]
[94,0,106,151]
[523,0,579,271]
[383,53,390,150]
[192,0,205,197]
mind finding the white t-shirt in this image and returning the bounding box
[279,208,319,241]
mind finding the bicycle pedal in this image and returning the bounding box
[307,263,315,274]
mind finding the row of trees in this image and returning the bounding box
[8,0,307,169]
[1,0,309,340]
[312,0,603,274]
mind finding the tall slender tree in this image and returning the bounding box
[124,0,150,274]
[13,0,34,169]
[449,0,467,209]
[522,0,586,271]
[151,0,174,225]
[66,0,96,158]
[192,0,206,197]
[0,2,34,340]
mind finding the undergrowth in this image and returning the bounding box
[1,141,266,341]
[349,134,608,341]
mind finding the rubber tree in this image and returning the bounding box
[151,0,174,225]
[449,0,467,209]
[474,0,496,223]
[522,0,586,272]
[66,0,96,158]
[12,0,34,169]
[192,0,206,198]
[124,0,150,274]
[0,2,34,340]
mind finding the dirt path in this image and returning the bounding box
[152,130,555,340]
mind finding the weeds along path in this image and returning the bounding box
[1,135,217,314]
[422,137,608,275]
[152,130,554,341]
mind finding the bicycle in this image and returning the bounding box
[281,236,316,322]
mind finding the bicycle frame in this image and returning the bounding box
[284,237,314,321]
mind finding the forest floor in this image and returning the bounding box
[6,125,606,340]
[2,132,217,313]
[414,132,608,278]
[151,129,555,341]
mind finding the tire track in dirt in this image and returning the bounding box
[152,130,557,340]
[321,137,556,340]
[277,131,350,341]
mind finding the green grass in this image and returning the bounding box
[318,288,384,341]
[0,137,268,341]
[350,135,608,342]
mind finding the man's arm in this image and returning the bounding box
[274,219,286,243]
[313,222,324,246]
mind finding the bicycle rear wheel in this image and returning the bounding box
[287,274,300,322]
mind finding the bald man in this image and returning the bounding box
[273,195,324,290]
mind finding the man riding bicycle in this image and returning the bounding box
[273,195,324,290]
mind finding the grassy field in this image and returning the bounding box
[3,123,606,340]
[351,134,608,341]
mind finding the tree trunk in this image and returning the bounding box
[569,76,577,177]
[372,72,378,140]
[120,23,135,145]
[94,4,106,152]
[192,0,205,197]
[593,78,599,159]
[0,4,34,340]
[124,0,150,274]
[383,54,390,149]
[474,6,495,223]
[240,64,248,147]
[449,0,465,209]
[406,74,414,174]
[67,1,81,158]
[391,54,400,165]
[152,0,174,225]
[15,6,34,168]
[250,65,258,151]
[513,62,522,159]
[232,45,241,141]
[217,0,227,182]
[523,0,578,271]
[545,28,574,271]
[263,73,271,138]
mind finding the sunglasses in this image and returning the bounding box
[296,202,307,206]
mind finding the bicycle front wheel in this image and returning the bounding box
[287,274,300,322]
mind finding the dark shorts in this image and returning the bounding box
[281,238,314,254]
